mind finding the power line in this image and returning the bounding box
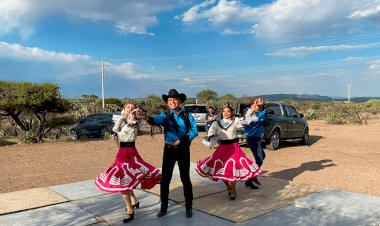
[108,32,380,62]
[128,55,380,78]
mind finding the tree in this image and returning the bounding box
[144,95,166,115]
[145,95,163,104]
[0,80,71,142]
[81,94,98,99]
[219,93,236,104]
[104,97,122,107]
[196,89,218,103]
[0,80,28,130]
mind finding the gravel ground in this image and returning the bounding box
[1,118,380,196]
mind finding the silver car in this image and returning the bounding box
[184,104,207,128]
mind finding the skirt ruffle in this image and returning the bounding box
[95,146,161,193]
[195,143,262,182]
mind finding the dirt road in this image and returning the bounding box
[1,118,379,196]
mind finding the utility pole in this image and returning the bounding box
[347,84,352,102]
[101,59,105,109]
[100,59,110,109]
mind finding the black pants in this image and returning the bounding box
[160,143,193,210]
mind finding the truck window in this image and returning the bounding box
[284,105,291,117]
[266,104,282,116]
[288,106,299,117]
[83,115,94,123]
[184,105,207,113]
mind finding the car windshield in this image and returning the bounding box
[184,105,207,113]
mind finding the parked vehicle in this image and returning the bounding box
[69,112,120,140]
[235,102,309,150]
[183,104,207,128]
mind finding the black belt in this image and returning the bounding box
[120,142,135,147]
[164,135,190,149]
[165,143,180,149]
[220,139,238,144]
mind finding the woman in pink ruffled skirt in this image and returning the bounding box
[95,103,161,223]
[196,105,262,200]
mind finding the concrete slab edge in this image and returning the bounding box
[0,200,70,216]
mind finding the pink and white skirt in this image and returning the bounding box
[95,147,161,193]
[196,142,262,182]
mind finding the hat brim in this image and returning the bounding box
[162,93,186,103]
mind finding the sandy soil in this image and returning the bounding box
[1,117,380,196]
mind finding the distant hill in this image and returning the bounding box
[187,94,380,103]
[247,94,380,102]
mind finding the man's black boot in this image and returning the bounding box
[186,208,193,218]
[157,209,167,217]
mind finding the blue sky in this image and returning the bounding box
[1,0,380,99]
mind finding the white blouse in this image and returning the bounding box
[244,108,259,124]
[112,115,143,142]
[207,118,245,140]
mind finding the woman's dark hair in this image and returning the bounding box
[222,104,234,112]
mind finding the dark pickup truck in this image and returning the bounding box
[236,102,309,150]
[68,112,120,140]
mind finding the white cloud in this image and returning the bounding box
[110,62,149,79]
[178,0,380,41]
[176,64,184,69]
[0,41,145,80]
[182,77,214,87]
[268,42,380,57]
[349,3,380,19]
[368,59,380,76]
[344,56,367,61]
[221,28,242,35]
[0,41,91,62]
[178,0,258,25]
[178,0,217,24]
[0,0,175,37]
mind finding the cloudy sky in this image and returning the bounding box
[1,0,380,99]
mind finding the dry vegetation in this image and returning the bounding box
[1,117,380,197]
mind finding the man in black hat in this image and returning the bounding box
[142,89,198,218]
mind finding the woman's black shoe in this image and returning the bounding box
[245,180,259,189]
[252,177,261,186]
[230,191,236,200]
[132,201,140,209]
[123,211,134,223]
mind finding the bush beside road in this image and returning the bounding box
[1,118,380,196]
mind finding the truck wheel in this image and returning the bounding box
[266,129,280,150]
[300,128,309,146]
[69,130,79,140]
[100,127,109,138]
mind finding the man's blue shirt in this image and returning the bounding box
[151,109,198,143]
[244,110,267,138]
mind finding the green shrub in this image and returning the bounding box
[311,103,321,110]
[304,112,318,120]
[325,113,344,125]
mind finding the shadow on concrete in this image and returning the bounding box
[267,159,336,181]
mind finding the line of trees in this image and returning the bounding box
[0,81,241,143]
[2,80,379,143]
